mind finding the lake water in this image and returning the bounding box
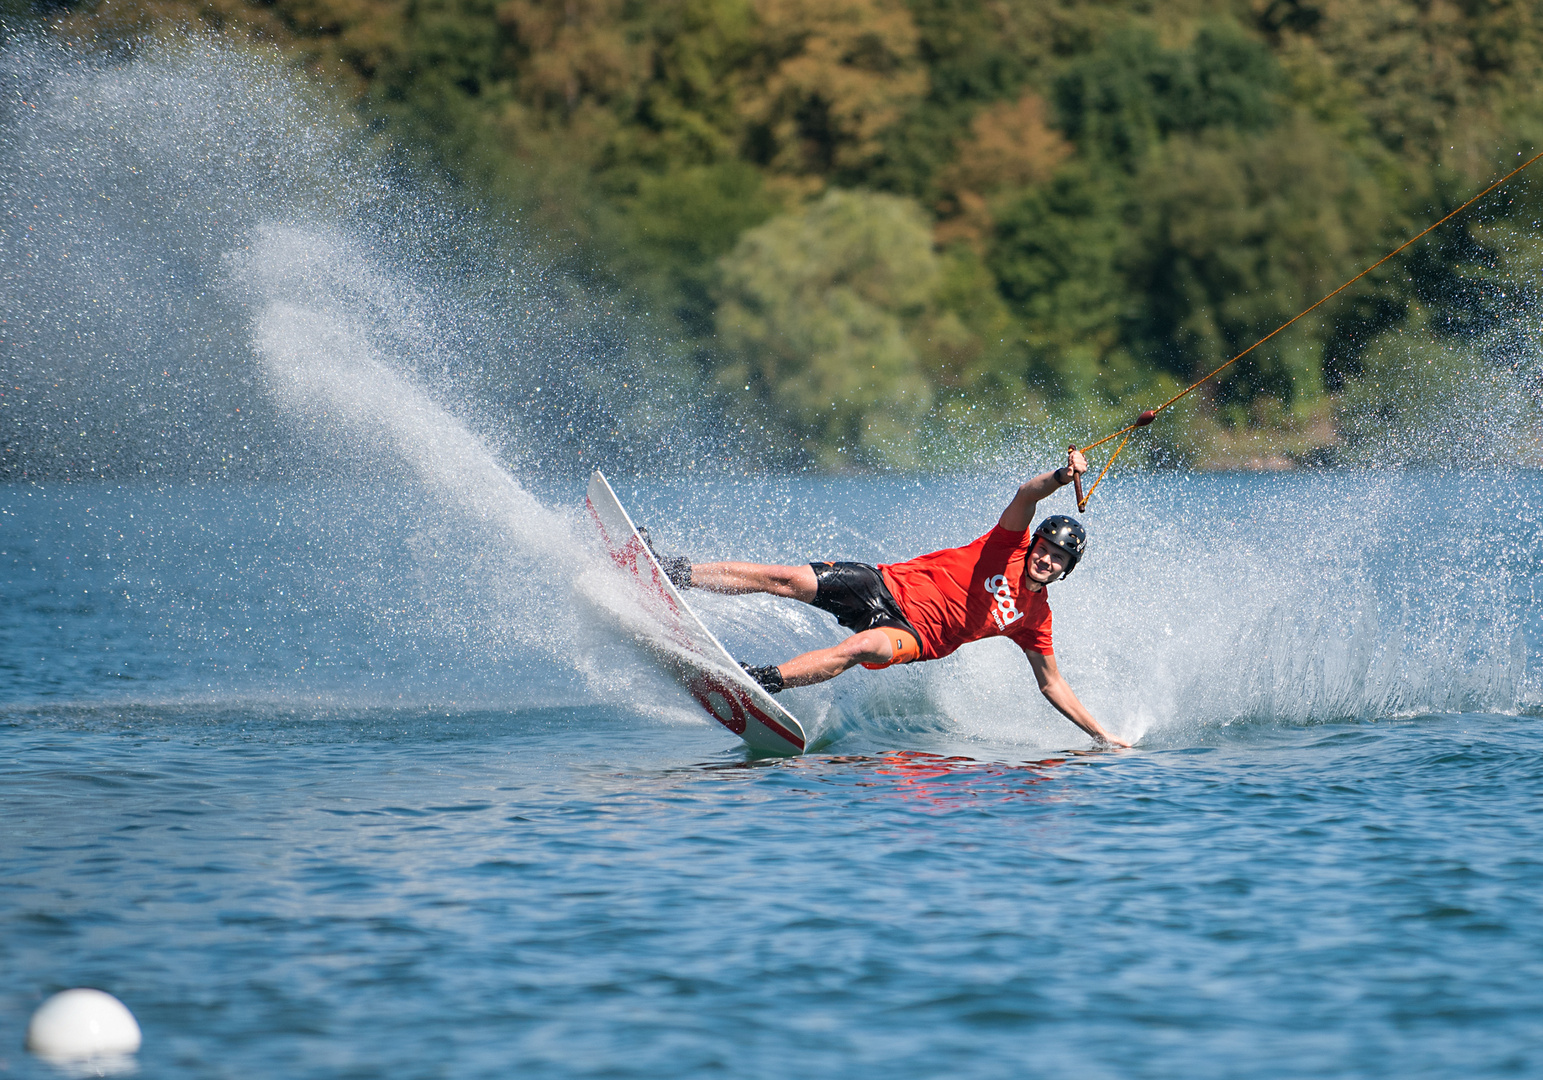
[6,472,1543,1079]
[7,36,1543,1078]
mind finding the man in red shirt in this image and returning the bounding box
[660,449,1129,747]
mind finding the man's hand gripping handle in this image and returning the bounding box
[1069,444,1086,511]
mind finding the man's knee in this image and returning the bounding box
[774,563,818,602]
[840,628,894,666]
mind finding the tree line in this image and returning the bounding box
[24,0,1543,468]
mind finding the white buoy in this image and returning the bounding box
[26,989,142,1061]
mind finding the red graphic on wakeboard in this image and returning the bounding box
[685,670,803,746]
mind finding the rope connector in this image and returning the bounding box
[1135,410,1156,427]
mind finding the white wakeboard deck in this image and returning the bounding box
[585,471,807,755]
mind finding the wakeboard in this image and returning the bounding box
[585,470,807,755]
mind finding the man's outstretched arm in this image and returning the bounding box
[998,447,1088,532]
[1025,650,1131,747]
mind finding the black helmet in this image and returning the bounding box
[1032,515,1087,576]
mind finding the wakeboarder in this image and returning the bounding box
[651,449,1129,747]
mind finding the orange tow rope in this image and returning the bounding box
[1071,148,1543,512]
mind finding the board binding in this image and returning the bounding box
[585,470,807,755]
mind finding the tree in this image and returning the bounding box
[987,165,1135,404]
[737,0,926,177]
[1262,0,1543,173]
[714,189,937,465]
[934,93,1071,250]
[1125,116,1388,414]
[1053,24,1282,173]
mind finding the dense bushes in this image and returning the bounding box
[36,0,1543,467]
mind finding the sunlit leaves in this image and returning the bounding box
[934,94,1072,250]
[737,0,927,176]
[714,190,936,465]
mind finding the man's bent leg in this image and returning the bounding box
[691,562,817,602]
[778,629,894,688]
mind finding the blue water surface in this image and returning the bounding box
[5,476,1543,1079]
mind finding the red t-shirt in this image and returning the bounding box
[878,525,1053,661]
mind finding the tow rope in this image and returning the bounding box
[1069,148,1543,513]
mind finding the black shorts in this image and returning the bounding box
[809,562,923,667]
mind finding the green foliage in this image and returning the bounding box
[623,0,759,167]
[858,0,1038,196]
[714,189,937,466]
[926,244,1027,394]
[987,165,1137,404]
[1054,25,1282,172]
[604,161,779,335]
[1125,118,1388,407]
[1266,0,1543,167]
[51,0,1543,469]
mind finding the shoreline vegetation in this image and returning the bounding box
[9,0,1543,473]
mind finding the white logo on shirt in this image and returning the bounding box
[983,574,1023,630]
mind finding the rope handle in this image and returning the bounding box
[1070,444,1086,512]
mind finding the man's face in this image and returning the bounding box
[1026,538,1071,584]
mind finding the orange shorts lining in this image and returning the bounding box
[860,627,922,670]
